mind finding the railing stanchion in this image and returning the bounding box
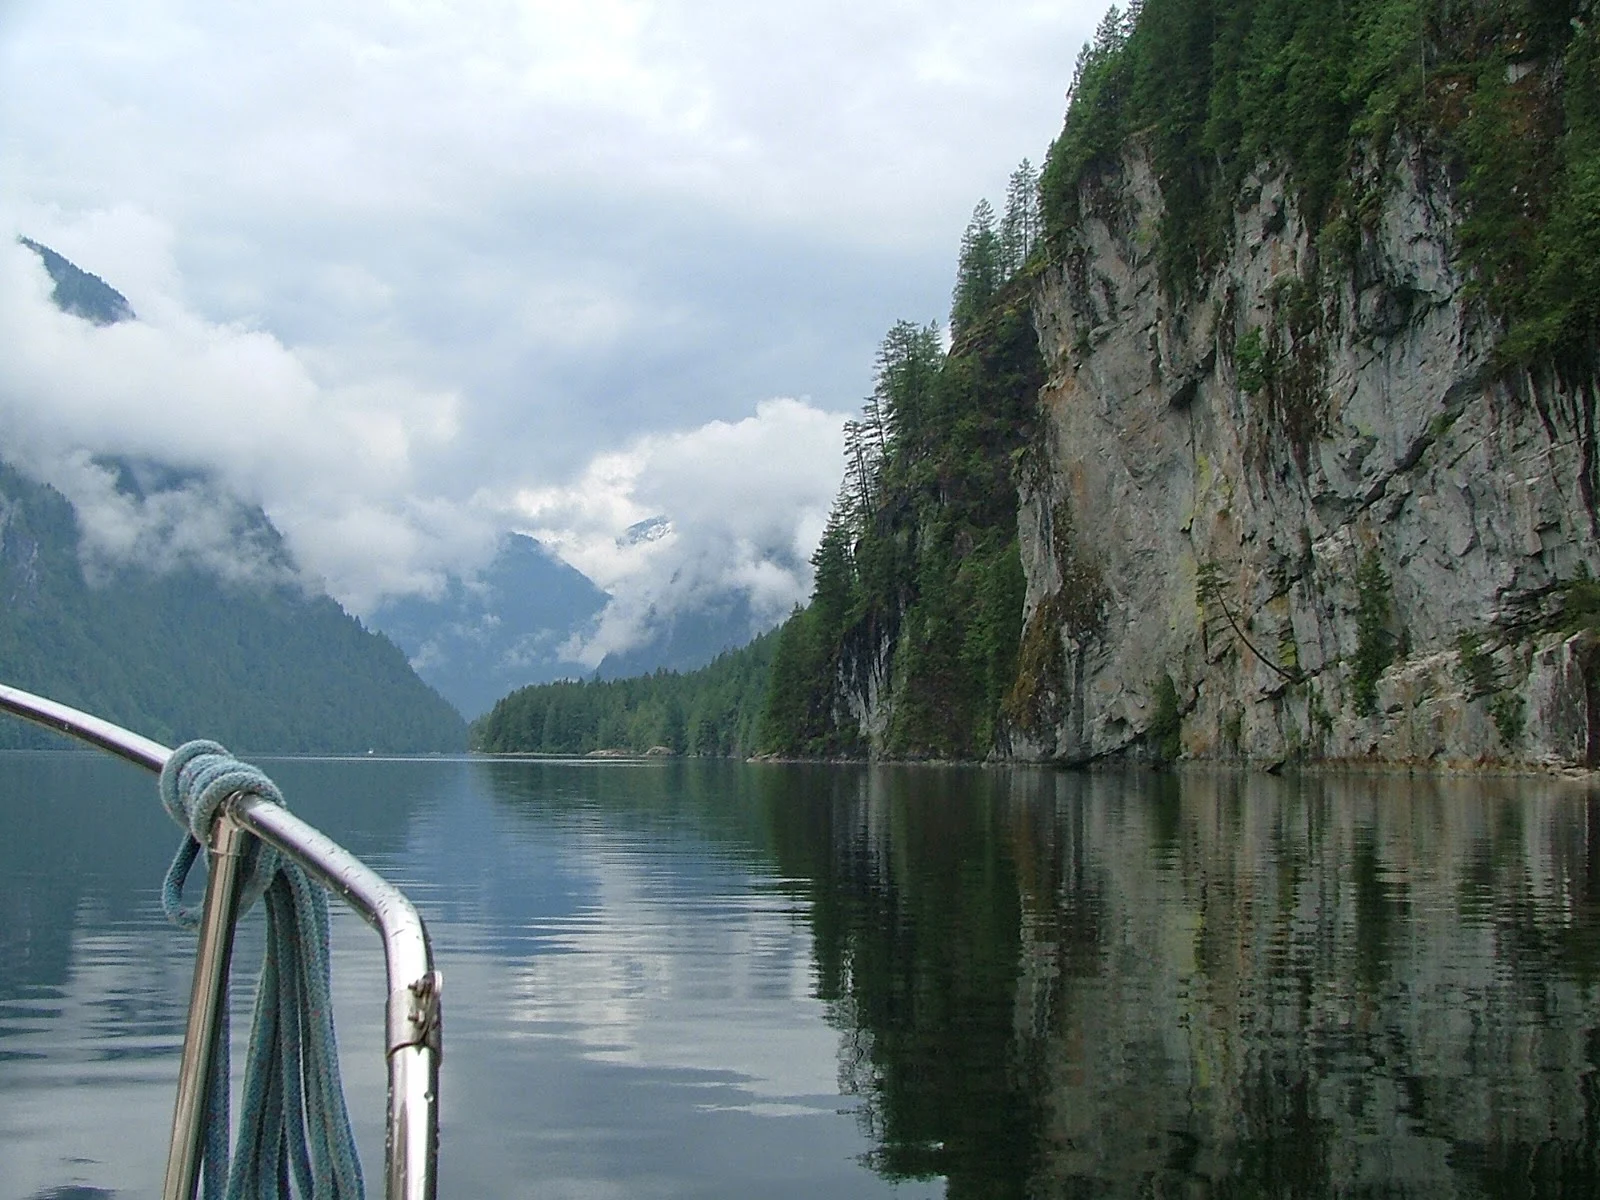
[162,804,251,1200]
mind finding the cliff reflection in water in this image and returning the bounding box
[760,765,1600,1197]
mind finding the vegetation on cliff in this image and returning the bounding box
[1041,0,1600,369]
[475,245,1045,763]
[481,0,1599,764]
[760,229,1045,759]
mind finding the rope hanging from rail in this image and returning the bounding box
[160,740,366,1200]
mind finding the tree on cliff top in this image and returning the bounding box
[951,201,1003,340]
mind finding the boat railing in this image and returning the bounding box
[0,682,441,1200]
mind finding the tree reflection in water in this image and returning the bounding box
[758,765,1600,1198]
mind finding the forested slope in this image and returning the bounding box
[0,459,465,752]
[0,459,466,752]
[2,239,467,753]
[761,274,1045,759]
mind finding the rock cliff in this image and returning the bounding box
[1013,139,1600,768]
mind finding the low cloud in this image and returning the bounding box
[514,397,847,666]
[0,222,493,610]
[47,453,298,589]
[1,224,849,667]
[1,0,1101,668]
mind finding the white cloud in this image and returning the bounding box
[0,223,486,609]
[514,397,847,665]
[47,452,300,590]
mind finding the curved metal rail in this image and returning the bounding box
[0,683,441,1200]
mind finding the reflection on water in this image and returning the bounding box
[3,752,1600,1197]
[764,766,1600,1199]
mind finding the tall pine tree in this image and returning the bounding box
[951,200,1003,339]
[999,159,1040,274]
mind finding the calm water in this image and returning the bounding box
[3,753,1600,1198]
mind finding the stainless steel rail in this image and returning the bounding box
[0,682,441,1200]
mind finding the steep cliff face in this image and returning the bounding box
[1015,139,1600,767]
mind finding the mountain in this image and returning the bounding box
[18,236,134,324]
[370,533,609,718]
[595,587,761,681]
[2,239,465,753]
[369,513,787,712]
[762,0,1600,769]
[0,456,466,752]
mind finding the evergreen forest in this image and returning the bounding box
[1043,0,1600,367]
[471,630,776,756]
[760,0,1600,760]
[0,460,466,754]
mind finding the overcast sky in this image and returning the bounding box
[0,0,1105,656]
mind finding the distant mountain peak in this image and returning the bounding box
[623,515,671,546]
[368,532,609,718]
[18,236,135,326]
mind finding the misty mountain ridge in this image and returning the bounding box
[77,452,303,589]
[9,239,776,724]
[4,238,462,750]
[18,235,134,325]
[594,587,761,681]
[0,455,464,751]
[373,527,785,715]
[371,532,608,718]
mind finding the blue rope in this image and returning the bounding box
[159,740,365,1200]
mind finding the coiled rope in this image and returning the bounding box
[160,740,365,1200]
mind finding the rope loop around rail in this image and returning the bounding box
[159,739,283,928]
[158,740,366,1200]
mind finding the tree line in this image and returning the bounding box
[760,156,1046,759]
[471,630,776,756]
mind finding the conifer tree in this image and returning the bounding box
[951,200,1002,339]
[1000,158,1040,274]
[873,320,944,459]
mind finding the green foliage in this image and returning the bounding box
[1196,556,1303,683]
[1040,0,1598,365]
[947,202,998,340]
[1351,548,1395,717]
[1040,6,1134,252]
[0,460,465,753]
[474,629,777,756]
[1490,690,1526,748]
[1007,598,1066,737]
[1459,12,1600,367]
[1451,627,1531,750]
[1557,576,1600,633]
[1234,326,1268,393]
[951,201,1004,340]
[765,275,1045,759]
[1222,706,1244,752]
[1454,631,1499,698]
[1149,673,1183,764]
[1308,686,1335,746]
[999,158,1042,274]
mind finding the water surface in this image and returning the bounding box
[3,752,1599,1197]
